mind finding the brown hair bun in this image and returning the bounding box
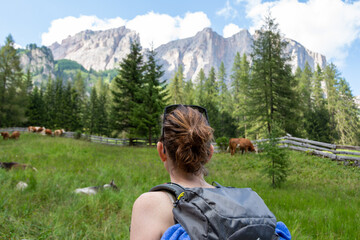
[162,105,214,174]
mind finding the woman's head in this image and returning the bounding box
[161,105,214,175]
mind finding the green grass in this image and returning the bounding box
[1,134,359,239]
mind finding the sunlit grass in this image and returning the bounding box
[0,133,359,239]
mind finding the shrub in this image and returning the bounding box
[74,130,82,139]
[216,137,229,152]
[259,131,289,188]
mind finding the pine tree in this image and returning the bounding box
[323,63,340,141]
[95,78,110,136]
[203,67,219,136]
[111,41,144,144]
[295,62,313,138]
[195,68,206,106]
[231,53,251,138]
[89,86,99,134]
[184,79,195,105]
[217,61,235,137]
[137,48,168,144]
[0,35,25,127]
[43,75,56,128]
[249,15,297,137]
[304,65,331,142]
[26,86,45,126]
[334,78,360,145]
[324,64,360,144]
[168,64,184,104]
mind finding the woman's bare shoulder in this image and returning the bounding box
[133,191,171,208]
[130,191,174,240]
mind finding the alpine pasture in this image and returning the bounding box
[0,133,359,239]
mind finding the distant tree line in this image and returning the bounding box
[1,16,359,145]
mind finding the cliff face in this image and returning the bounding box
[156,28,327,81]
[49,27,140,71]
[19,45,55,86]
[46,26,326,82]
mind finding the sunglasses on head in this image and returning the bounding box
[160,104,210,141]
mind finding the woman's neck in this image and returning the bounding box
[169,170,213,188]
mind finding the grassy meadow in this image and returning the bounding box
[0,133,359,239]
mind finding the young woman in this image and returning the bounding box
[130,104,291,240]
[130,105,215,240]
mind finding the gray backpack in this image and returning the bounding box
[150,182,279,240]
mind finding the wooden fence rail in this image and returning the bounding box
[254,135,360,166]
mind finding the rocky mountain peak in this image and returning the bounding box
[47,26,326,83]
[49,26,139,71]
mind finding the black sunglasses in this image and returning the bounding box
[160,104,209,141]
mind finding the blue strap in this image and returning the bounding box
[161,222,291,240]
[276,221,292,240]
[161,224,190,240]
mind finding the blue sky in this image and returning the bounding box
[1,0,359,96]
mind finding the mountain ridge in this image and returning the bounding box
[47,26,327,82]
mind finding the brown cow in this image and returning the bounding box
[0,162,37,171]
[45,129,52,136]
[54,129,65,136]
[1,132,9,140]
[10,131,20,140]
[229,138,256,155]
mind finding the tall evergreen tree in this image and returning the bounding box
[249,15,297,137]
[231,53,251,138]
[195,68,206,106]
[295,62,313,137]
[324,63,360,144]
[217,61,235,137]
[323,63,340,141]
[203,67,220,136]
[111,41,144,143]
[184,79,195,105]
[95,78,110,136]
[43,75,56,128]
[334,78,360,145]
[136,48,168,144]
[0,35,25,127]
[89,86,99,134]
[168,64,184,104]
[26,86,45,126]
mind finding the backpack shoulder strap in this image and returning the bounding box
[149,182,186,201]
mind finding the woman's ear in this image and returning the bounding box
[157,142,167,163]
[209,144,214,160]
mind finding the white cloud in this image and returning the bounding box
[41,15,126,46]
[216,0,238,19]
[127,11,211,48]
[41,12,211,49]
[240,0,360,67]
[13,43,23,49]
[223,23,242,38]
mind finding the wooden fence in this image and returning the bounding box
[252,135,360,166]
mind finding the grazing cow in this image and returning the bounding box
[74,180,119,195]
[36,127,44,133]
[0,162,38,171]
[10,131,20,140]
[229,138,256,155]
[28,126,33,132]
[45,129,52,136]
[1,132,9,140]
[54,129,65,136]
